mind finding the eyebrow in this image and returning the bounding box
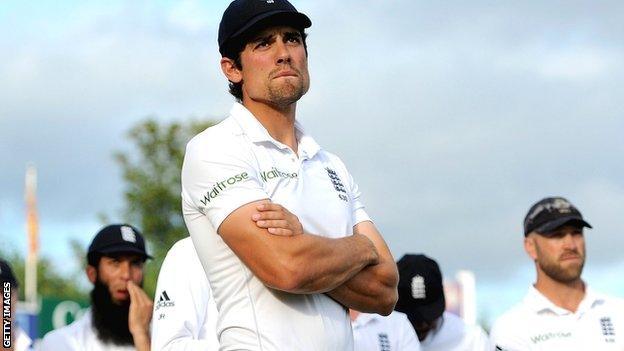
[250,30,301,43]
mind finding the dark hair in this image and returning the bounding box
[222,29,308,102]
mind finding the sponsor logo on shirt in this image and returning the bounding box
[200,172,249,205]
[155,290,175,311]
[530,331,572,344]
[601,317,615,343]
[325,167,348,202]
[378,333,390,351]
[260,167,298,182]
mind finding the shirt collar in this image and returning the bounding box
[525,284,605,316]
[230,102,321,159]
[352,313,380,329]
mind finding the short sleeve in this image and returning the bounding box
[181,132,269,230]
[331,155,371,226]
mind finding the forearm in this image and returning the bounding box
[326,220,398,315]
[132,330,151,351]
[327,260,398,315]
[266,232,379,294]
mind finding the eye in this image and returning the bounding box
[255,39,270,49]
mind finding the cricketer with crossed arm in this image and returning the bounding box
[181,0,398,350]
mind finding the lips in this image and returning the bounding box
[273,70,298,79]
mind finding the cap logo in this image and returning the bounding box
[120,226,137,243]
[411,275,426,299]
[263,0,275,3]
[528,198,572,221]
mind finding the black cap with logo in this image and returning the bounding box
[87,224,152,265]
[0,259,19,289]
[523,197,592,236]
[394,254,445,324]
[218,0,312,56]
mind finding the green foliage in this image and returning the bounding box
[0,248,88,301]
[113,118,216,296]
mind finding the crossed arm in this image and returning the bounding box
[218,201,398,314]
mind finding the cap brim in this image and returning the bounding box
[229,10,311,43]
[535,216,592,236]
[98,245,152,260]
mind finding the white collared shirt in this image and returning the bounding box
[489,285,624,350]
[38,309,134,351]
[352,311,421,351]
[181,103,371,350]
[420,312,488,351]
[151,237,219,351]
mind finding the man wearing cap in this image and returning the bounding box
[1,259,33,351]
[489,196,624,350]
[181,0,398,349]
[395,254,488,351]
[40,224,154,351]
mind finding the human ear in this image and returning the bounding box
[86,265,97,284]
[220,57,242,83]
[524,235,538,260]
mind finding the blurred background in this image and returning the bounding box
[1,0,623,341]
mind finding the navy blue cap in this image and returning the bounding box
[524,197,592,236]
[218,0,311,55]
[395,254,445,323]
[87,224,152,264]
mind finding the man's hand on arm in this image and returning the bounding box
[128,281,153,351]
[219,200,379,294]
[326,221,399,315]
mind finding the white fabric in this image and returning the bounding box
[420,312,488,351]
[38,309,135,351]
[15,326,33,351]
[489,285,624,350]
[182,103,371,351]
[352,311,421,351]
[151,237,219,350]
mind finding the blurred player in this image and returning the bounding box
[490,197,624,350]
[40,224,153,351]
[395,254,488,351]
[151,237,218,350]
[351,308,421,351]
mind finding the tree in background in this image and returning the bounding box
[114,118,215,296]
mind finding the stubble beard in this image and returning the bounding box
[265,66,309,109]
[537,248,585,283]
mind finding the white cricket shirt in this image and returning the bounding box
[420,312,488,351]
[38,309,134,351]
[352,311,421,351]
[151,237,219,351]
[181,103,371,351]
[489,285,624,350]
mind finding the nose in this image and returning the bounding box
[562,233,578,250]
[275,40,291,65]
[119,261,131,280]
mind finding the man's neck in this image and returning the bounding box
[243,99,298,154]
[534,274,585,313]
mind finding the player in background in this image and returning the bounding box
[490,197,624,350]
[395,254,488,351]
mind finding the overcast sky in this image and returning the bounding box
[1,0,623,324]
